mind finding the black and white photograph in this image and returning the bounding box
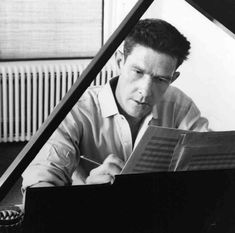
[0,0,235,232]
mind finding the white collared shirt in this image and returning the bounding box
[22,77,209,189]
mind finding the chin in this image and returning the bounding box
[125,103,151,119]
[129,110,150,119]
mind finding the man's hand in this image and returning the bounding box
[85,154,124,184]
[30,182,55,188]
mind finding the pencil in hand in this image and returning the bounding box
[80,155,101,167]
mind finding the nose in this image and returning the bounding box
[138,75,153,98]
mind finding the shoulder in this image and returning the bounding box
[64,85,104,125]
[75,85,103,109]
[162,85,194,107]
[161,86,209,131]
[61,85,103,126]
[157,85,202,128]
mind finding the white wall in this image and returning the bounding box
[147,0,235,131]
[104,0,235,131]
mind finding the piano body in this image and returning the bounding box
[0,0,235,232]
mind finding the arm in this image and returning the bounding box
[22,110,82,192]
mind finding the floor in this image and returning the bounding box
[0,142,27,206]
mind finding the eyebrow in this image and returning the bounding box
[132,65,172,80]
[132,65,144,71]
[153,74,172,80]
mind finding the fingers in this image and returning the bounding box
[85,154,124,185]
[103,154,125,169]
[89,161,120,177]
[86,174,113,184]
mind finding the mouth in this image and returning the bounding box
[134,100,151,107]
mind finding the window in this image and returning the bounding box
[0,0,103,60]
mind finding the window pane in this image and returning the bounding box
[0,0,102,59]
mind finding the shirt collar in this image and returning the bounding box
[98,77,119,118]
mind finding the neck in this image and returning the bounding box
[122,111,142,128]
[119,108,143,145]
[111,77,143,144]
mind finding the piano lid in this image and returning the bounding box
[186,0,235,38]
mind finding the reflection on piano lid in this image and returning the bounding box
[186,0,235,38]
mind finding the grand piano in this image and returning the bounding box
[0,0,235,232]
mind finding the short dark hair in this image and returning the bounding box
[123,18,191,68]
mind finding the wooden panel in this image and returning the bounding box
[0,0,102,59]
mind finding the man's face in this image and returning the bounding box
[115,44,179,120]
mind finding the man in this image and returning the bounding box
[22,18,209,190]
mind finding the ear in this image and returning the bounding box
[115,50,124,71]
[171,71,180,83]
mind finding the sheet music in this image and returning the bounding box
[177,130,235,146]
[175,144,235,171]
[121,126,187,174]
[121,125,235,174]
[171,130,235,171]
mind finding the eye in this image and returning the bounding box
[133,69,143,75]
[155,76,171,84]
[158,77,168,82]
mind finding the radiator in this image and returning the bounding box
[0,60,117,142]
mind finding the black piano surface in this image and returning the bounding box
[23,169,235,233]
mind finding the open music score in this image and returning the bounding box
[121,125,235,174]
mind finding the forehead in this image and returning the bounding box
[126,45,178,73]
